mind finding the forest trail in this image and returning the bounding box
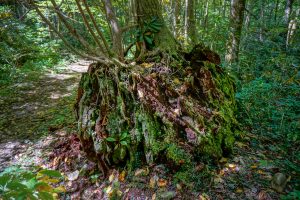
[0,60,90,171]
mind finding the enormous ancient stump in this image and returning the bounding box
[75,45,239,176]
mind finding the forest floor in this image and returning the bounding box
[0,61,298,200]
[0,60,90,170]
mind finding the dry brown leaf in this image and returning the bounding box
[118,171,126,182]
[158,179,168,187]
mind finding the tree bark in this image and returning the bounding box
[172,0,181,38]
[225,0,246,64]
[184,0,196,44]
[135,0,177,52]
[285,0,295,24]
[102,0,124,60]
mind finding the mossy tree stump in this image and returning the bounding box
[75,45,239,176]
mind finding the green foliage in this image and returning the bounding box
[236,78,300,142]
[0,5,68,85]
[136,17,163,49]
[281,190,300,200]
[0,166,65,200]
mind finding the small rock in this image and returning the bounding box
[67,170,79,181]
[158,191,176,200]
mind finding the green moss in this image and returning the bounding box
[166,143,191,165]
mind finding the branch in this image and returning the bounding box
[75,0,106,55]
[124,42,135,57]
[82,0,111,56]
[49,0,99,56]
[33,5,108,64]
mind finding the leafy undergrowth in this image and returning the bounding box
[9,131,296,200]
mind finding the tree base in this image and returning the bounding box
[75,45,239,176]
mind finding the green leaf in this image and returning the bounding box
[39,170,62,178]
[120,141,128,146]
[120,147,127,160]
[120,132,128,140]
[106,137,117,142]
[144,35,153,45]
[22,178,37,189]
[7,181,28,191]
[0,174,11,188]
[38,191,55,200]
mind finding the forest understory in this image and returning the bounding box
[1,0,299,199]
[0,59,298,200]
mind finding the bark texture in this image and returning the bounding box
[75,45,238,176]
[225,0,246,63]
[184,0,196,44]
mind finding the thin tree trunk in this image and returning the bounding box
[285,0,295,24]
[259,0,265,42]
[274,0,279,22]
[184,0,196,44]
[172,0,181,38]
[204,0,209,31]
[102,0,124,60]
[286,8,300,47]
[225,0,246,64]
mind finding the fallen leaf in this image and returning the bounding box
[67,170,79,181]
[109,173,115,182]
[152,193,156,200]
[236,141,248,148]
[236,188,244,193]
[173,78,181,84]
[118,171,126,182]
[158,179,167,187]
[199,193,210,200]
[219,157,228,163]
[54,186,66,193]
[134,168,149,177]
[213,177,224,184]
[141,62,154,68]
[228,163,236,169]
[149,175,158,188]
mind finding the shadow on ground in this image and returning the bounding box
[0,60,90,171]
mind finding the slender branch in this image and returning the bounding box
[33,5,112,65]
[82,0,111,56]
[124,42,135,57]
[49,0,98,56]
[75,0,106,54]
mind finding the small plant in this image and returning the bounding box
[136,17,163,49]
[0,166,65,200]
[106,132,131,164]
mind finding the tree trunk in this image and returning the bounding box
[73,0,238,178]
[102,0,124,60]
[172,0,181,38]
[285,0,294,24]
[184,0,196,44]
[225,0,246,64]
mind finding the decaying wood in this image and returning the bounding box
[75,45,238,176]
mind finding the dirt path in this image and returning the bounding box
[0,60,90,171]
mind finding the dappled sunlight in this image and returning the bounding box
[44,73,75,80]
[50,92,73,100]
